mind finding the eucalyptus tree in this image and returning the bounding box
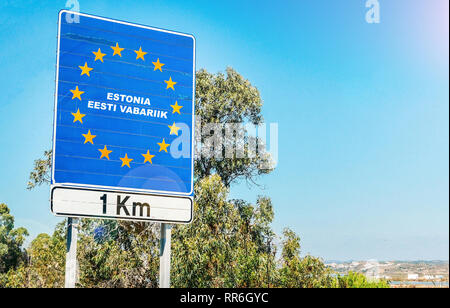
[18,68,341,288]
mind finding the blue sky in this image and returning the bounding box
[0,0,448,260]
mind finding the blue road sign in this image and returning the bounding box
[52,11,195,197]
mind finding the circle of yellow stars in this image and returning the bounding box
[69,42,185,168]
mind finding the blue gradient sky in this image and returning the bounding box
[0,0,448,260]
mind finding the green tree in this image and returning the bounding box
[337,271,390,288]
[8,67,383,289]
[171,175,277,288]
[27,150,52,190]
[77,219,160,288]
[195,68,274,186]
[278,228,336,288]
[0,203,28,279]
[20,67,281,288]
[2,222,65,288]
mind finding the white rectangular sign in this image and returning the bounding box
[51,187,193,224]
[51,11,195,225]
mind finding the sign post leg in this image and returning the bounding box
[159,223,172,288]
[64,217,79,288]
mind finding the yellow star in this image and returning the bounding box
[82,130,96,144]
[98,145,112,160]
[92,48,106,62]
[141,150,155,164]
[70,86,84,101]
[152,58,165,72]
[71,109,85,123]
[164,77,177,91]
[170,101,183,114]
[168,122,181,136]
[157,139,170,153]
[134,46,148,61]
[111,43,124,57]
[120,154,133,168]
[79,62,93,77]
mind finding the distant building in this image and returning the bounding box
[408,274,419,280]
[364,260,381,280]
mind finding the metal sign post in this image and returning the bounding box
[64,217,79,288]
[159,223,172,288]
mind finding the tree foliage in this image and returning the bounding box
[1,68,390,288]
[336,271,389,288]
[278,228,336,288]
[77,219,160,288]
[1,221,65,288]
[27,150,52,190]
[195,68,274,187]
[172,175,277,287]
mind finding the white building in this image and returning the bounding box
[407,274,419,280]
